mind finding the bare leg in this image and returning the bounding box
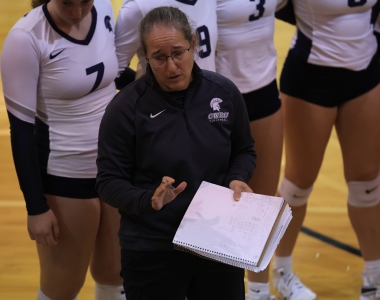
[335,83,380,261]
[275,94,337,257]
[247,108,283,284]
[90,200,123,285]
[38,195,100,300]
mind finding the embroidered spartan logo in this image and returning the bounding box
[208,98,229,122]
[104,16,113,32]
[210,98,222,111]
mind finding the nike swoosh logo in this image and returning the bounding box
[251,289,260,293]
[366,184,378,194]
[50,49,66,59]
[150,109,166,118]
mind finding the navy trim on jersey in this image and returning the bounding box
[290,29,312,61]
[43,4,97,45]
[280,51,380,107]
[242,79,281,121]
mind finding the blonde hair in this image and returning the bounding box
[31,0,50,9]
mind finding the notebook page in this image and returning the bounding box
[255,204,293,271]
[173,181,285,264]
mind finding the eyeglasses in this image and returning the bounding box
[146,47,191,68]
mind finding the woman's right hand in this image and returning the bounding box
[27,209,59,246]
[151,176,187,210]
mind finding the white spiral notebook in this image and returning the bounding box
[173,181,292,272]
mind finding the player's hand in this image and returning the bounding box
[27,209,59,246]
[151,176,187,210]
[229,180,252,201]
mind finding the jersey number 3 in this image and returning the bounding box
[249,0,265,21]
[86,62,104,94]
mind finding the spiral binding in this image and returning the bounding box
[173,240,261,272]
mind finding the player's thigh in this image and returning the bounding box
[38,195,100,298]
[282,93,337,188]
[249,108,283,195]
[90,200,123,284]
[335,83,380,182]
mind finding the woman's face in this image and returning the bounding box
[145,26,195,92]
[49,0,94,27]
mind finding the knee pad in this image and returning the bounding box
[347,173,380,207]
[278,177,313,207]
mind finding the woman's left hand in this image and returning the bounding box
[229,180,253,201]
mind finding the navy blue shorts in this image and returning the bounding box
[280,50,380,107]
[41,172,98,199]
[243,79,281,121]
[120,249,245,300]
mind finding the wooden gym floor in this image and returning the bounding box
[0,1,364,299]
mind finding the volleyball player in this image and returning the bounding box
[216,1,312,299]
[276,1,380,299]
[1,0,124,299]
[114,0,217,89]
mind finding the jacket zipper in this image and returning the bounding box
[181,106,190,131]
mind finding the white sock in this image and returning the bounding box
[36,288,77,300]
[36,288,51,300]
[248,281,270,295]
[273,255,293,272]
[364,259,380,285]
[95,283,125,300]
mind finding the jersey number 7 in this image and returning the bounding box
[86,62,105,94]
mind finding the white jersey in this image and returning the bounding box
[291,0,377,70]
[1,0,118,178]
[115,0,217,73]
[216,0,278,93]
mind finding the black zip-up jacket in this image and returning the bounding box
[96,63,256,251]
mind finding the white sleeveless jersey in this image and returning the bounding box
[216,0,278,93]
[291,0,377,70]
[1,0,118,178]
[115,0,217,72]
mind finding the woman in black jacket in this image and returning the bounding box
[96,6,256,300]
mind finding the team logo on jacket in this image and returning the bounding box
[208,98,229,122]
[104,16,113,32]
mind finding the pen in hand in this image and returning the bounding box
[163,179,175,189]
